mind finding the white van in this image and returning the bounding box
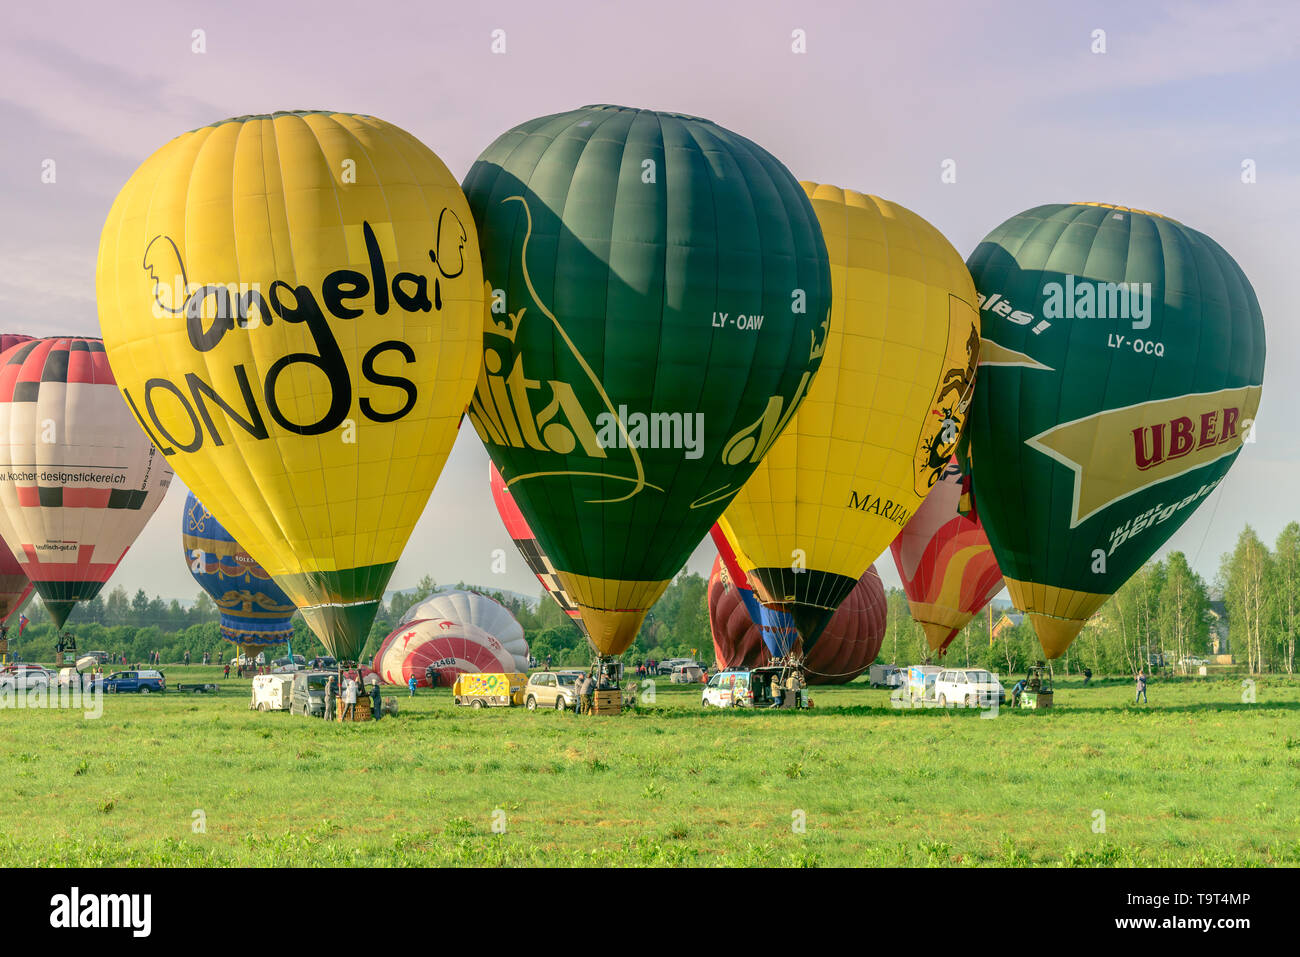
[670,664,704,684]
[251,674,294,712]
[934,668,1006,708]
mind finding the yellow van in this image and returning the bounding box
[452,672,527,709]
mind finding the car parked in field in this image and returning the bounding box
[523,671,583,711]
[271,654,306,670]
[0,664,53,690]
[702,666,791,708]
[702,669,754,707]
[654,657,699,676]
[933,668,1005,708]
[103,670,166,694]
[670,664,704,684]
[289,670,333,717]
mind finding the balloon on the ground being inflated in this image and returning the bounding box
[463,105,831,658]
[0,338,172,628]
[708,553,887,684]
[966,203,1265,658]
[718,185,981,650]
[489,463,589,640]
[96,111,485,662]
[182,491,296,651]
[374,589,529,687]
[890,459,1003,656]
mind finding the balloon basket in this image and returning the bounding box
[590,690,622,716]
[337,696,374,722]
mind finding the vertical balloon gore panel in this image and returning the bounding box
[463,105,832,657]
[967,203,1265,658]
[0,338,173,630]
[718,185,981,650]
[96,112,485,662]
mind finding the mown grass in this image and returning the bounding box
[1,669,1297,866]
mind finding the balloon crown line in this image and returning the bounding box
[579,103,716,124]
[185,110,369,134]
[1072,202,1180,223]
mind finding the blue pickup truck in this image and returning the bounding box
[103,670,166,694]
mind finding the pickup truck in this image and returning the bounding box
[103,670,166,694]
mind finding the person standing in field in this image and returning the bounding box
[370,679,382,720]
[408,674,417,698]
[342,675,358,720]
[1135,670,1147,704]
[324,675,337,721]
[1082,667,1092,687]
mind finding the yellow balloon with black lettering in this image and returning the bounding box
[96,111,483,662]
[718,184,980,651]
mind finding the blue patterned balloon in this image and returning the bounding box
[181,492,296,649]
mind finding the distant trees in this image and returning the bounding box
[12,519,1300,677]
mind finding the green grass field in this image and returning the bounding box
[2,669,1297,866]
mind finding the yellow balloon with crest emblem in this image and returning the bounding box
[718,183,980,650]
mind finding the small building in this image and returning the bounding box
[991,612,1024,639]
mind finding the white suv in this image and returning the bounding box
[934,668,1005,708]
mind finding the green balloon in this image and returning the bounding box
[966,203,1265,658]
[463,105,831,656]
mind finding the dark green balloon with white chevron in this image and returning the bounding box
[966,202,1265,659]
[463,105,831,656]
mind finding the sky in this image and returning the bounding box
[0,0,1296,603]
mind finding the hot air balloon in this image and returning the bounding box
[462,105,831,664]
[489,462,589,640]
[396,588,529,664]
[890,459,1003,656]
[709,522,799,659]
[96,111,484,662]
[0,335,50,634]
[0,338,172,629]
[181,491,297,653]
[0,547,34,630]
[718,185,981,652]
[708,554,888,684]
[966,203,1265,659]
[373,609,529,688]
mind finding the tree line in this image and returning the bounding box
[10,522,1298,676]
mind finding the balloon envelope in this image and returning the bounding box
[96,111,484,661]
[718,185,980,647]
[396,588,530,672]
[967,203,1265,657]
[0,338,172,628]
[489,463,589,640]
[708,554,887,684]
[463,105,831,656]
[890,459,1003,655]
[373,617,528,688]
[182,491,296,649]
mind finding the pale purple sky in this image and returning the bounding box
[1,0,1296,601]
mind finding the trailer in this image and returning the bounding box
[453,672,527,709]
[250,674,292,711]
[869,663,903,689]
